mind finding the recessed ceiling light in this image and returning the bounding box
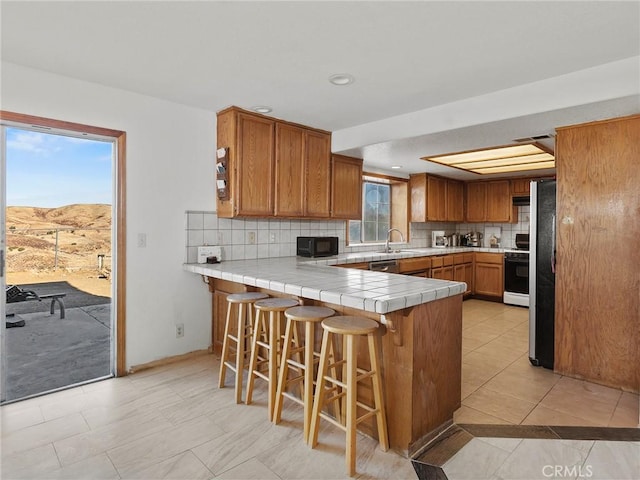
[329,74,355,86]
[252,106,272,114]
[391,165,402,169]
[422,142,555,175]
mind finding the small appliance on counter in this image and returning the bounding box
[465,231,483,247]
[515,233,530,251]
[197,245,223,264]
[448,233,461,247]
[432,231,448,248]
[484,226,502,248]
[296,236,339,257]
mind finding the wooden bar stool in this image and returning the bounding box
[218,291,269,404]
[273,305,335,442]
[308,316,389,477]
[246,297,300,420]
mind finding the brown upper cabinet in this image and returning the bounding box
[511,177,533,196]
[217,108,275,217]
[274,123,305,216]
[410,174,464,222]
[331,154,363,219]
[446,179,465,222]
[275,124,331,217]
[217,106,332,218]
[465,182,487,222]
[465,180,514,223]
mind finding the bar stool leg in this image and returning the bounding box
[308,328,331,448]
[218,300,233,389]
[345,333,358,476]
[234,302,247,404]
[245,306,264,407]
[273,318,294,424]
[303,320,315,443]
[267,310,279,421]
[369,333,389,451]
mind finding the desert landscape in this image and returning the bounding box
[6,204,112,297]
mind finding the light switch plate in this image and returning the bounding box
[197,245,223,263]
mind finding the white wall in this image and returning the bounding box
[1,62,216,369]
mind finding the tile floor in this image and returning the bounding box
[1,354,416,480]
[442,436,640,480]
[2,299,638,480]
[456,299,639,428]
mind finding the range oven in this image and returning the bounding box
[503,234,530,307]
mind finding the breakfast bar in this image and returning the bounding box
[185,256,466,457]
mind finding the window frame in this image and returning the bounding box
[346,173,409,246]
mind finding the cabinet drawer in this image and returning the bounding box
[463,252,474,263]
[454,254,469,265]
[399,257,431,273]
[430,256,444,268]
[474,252,504,264]
[443,255,454,266]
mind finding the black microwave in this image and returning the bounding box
[296,236,339,258]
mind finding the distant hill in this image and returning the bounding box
[6,204,112,273]
[6,204,111,230]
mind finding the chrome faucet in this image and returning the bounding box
[385,228,405,253]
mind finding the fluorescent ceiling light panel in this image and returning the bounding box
[473,161,556,175]
[422,142,555,174]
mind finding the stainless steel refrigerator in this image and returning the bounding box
[529,179,556,369]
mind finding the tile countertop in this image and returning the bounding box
[184,249,475,314]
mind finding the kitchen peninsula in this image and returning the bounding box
[185,253,466,456]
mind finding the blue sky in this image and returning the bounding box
[6,127,113,208]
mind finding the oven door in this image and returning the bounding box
[504,254,529,294]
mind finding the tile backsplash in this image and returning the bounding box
[184,206,530,262]
[185,212,346,263]
[457,205,531,248]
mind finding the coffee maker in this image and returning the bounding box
[466,231,483,247]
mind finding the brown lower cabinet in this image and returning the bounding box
[398,256,431,277]
[337,252,503,301]
[334,262,369,270]
[430,255,454,280]
[209,278,249,355]
[473,252,504,299]
[454,253,474,295]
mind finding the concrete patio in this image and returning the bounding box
[4,282,112,403]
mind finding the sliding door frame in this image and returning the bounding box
[0,110,127,376]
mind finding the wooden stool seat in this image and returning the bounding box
[253,297,300,310]
[246,297,300,420]
[273,305,335,442]
[226,292,270,304]
[321,316,379,335]
[283,305,336,322]
[309,315,388,477]
[218,291,269,404]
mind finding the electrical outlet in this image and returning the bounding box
[248,231,256,244]
[270,233,276,243]
[137,233,147,248]
[175,323,184,338]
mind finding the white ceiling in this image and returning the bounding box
[2,1,639,179]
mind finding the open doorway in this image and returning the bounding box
[1,112,126,403]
